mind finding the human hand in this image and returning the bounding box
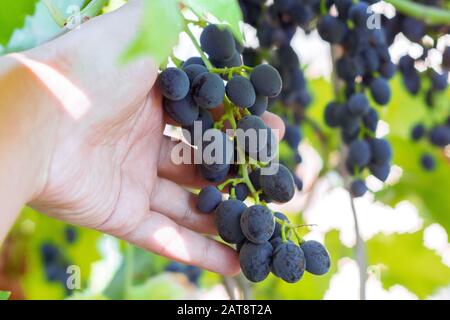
[4,0,285,275]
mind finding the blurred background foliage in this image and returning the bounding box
[0,0,449,300]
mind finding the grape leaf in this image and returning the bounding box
[0,291,11,300]
[122,0,184,65]
[367,230,450,298]
[0,0,38,45]
[182,0,243,42]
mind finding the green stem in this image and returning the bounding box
[42,0,66,27]
[124,243,134,300]
[80,0,109,18]
[171,54,183,68]
[385,0,450,25]
[184,25,214,69]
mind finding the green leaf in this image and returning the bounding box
[128,274,186,300]
[0,291,11,300]
[367,230,450,298]
[254,230,352,300]
[0,0,38,45]
[182,0,243,42]
[122,0,184,65]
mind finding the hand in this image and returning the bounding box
[2,1,285,275]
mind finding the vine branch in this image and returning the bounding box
[385,0,450,25]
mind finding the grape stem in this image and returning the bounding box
[42,0,66,27]
[385,0,450,25]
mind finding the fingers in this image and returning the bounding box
[126,211,240,276]
[150,177,217,235]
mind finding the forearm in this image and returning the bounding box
[0,57,56,243]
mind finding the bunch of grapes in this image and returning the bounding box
[158,22,330,283]
[40,243,72,292]
[381,1,450,171]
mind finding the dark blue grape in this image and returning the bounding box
[284,125,302,149]
[430,71,448,92]
[250,64,283,97]
[348,140,372,168]
[240,205,275,244]
[200,164,230,183]
[429,126,450,147]
[232,183,250,201]
[192,73,225,109]
[350,179,367,197]
[197,186,222,214]
[369,162,390,181]
[158,68,190,101]
[411,124,425,141]
[249,168,262,190]
[347,93,370,116]
[317,15,347,44]
[369,138,392,164]
[211,51,243,69]
[183,64,208,84]
[182,108,214,145]
[260,164,295,203]
[272,242,306,283]
[363,108,379,132]
[226,76,256,108]
[401,17,425,42]
[163,94,199,126]
[200,24,236,61]
[349,2,370,27]
[324,102,341,128]
[248,95,268,116]
[182,57,205,68]
[370,77,391,105]
[301,240,331,275]
[215,199,247,244]
[421,154,436,171]
[65,226,77,244]
[239,241,273,282]
[293,175,303,191]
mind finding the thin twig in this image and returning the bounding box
[221,276,238,300]
[349,193,367,300]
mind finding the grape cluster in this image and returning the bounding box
[380,1,450,170]
[158,22,330,283]
[40,243,72,292]
[165,262,203,285]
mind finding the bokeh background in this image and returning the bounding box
[0,0,449,300]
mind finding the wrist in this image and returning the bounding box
[0,54,59,239]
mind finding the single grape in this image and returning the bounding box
[324,102,341,128]
[260,164,295,203]
[429,126,450,147]
[301,240,331,275]
[363,108,379,132]
[421,154,436,171]
[215,199,247,244]
[369,162,391,182]
[182,57,206,68]
[183,64,208,84]
[163,94,199,127]
[348,2,370,27]
[231,183,250,201]
[347,93,370,116]
[350,179,367,197]
[200,163,230,183]
[317,15,347,44]
[250,64,283,97]
[158,68,190,101]
[239,241,273,282]
[192,73,225,109]
[211,51,243,69]
[200,24,236,61]
[226,76,256,108]
[430,71,448,92]
[370,77,391,105]
[348,140,372,168]
[248,95,269,116]
[249,168,262,190]
[198,129,234,172]
[411,124,425,141]
[197,186,222,214]
[272,242,306,283]
[240,205,275,244]
[401,17,425,43]
[369,138,392,165]
[65,226,77,244]
[284,125,302,149]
